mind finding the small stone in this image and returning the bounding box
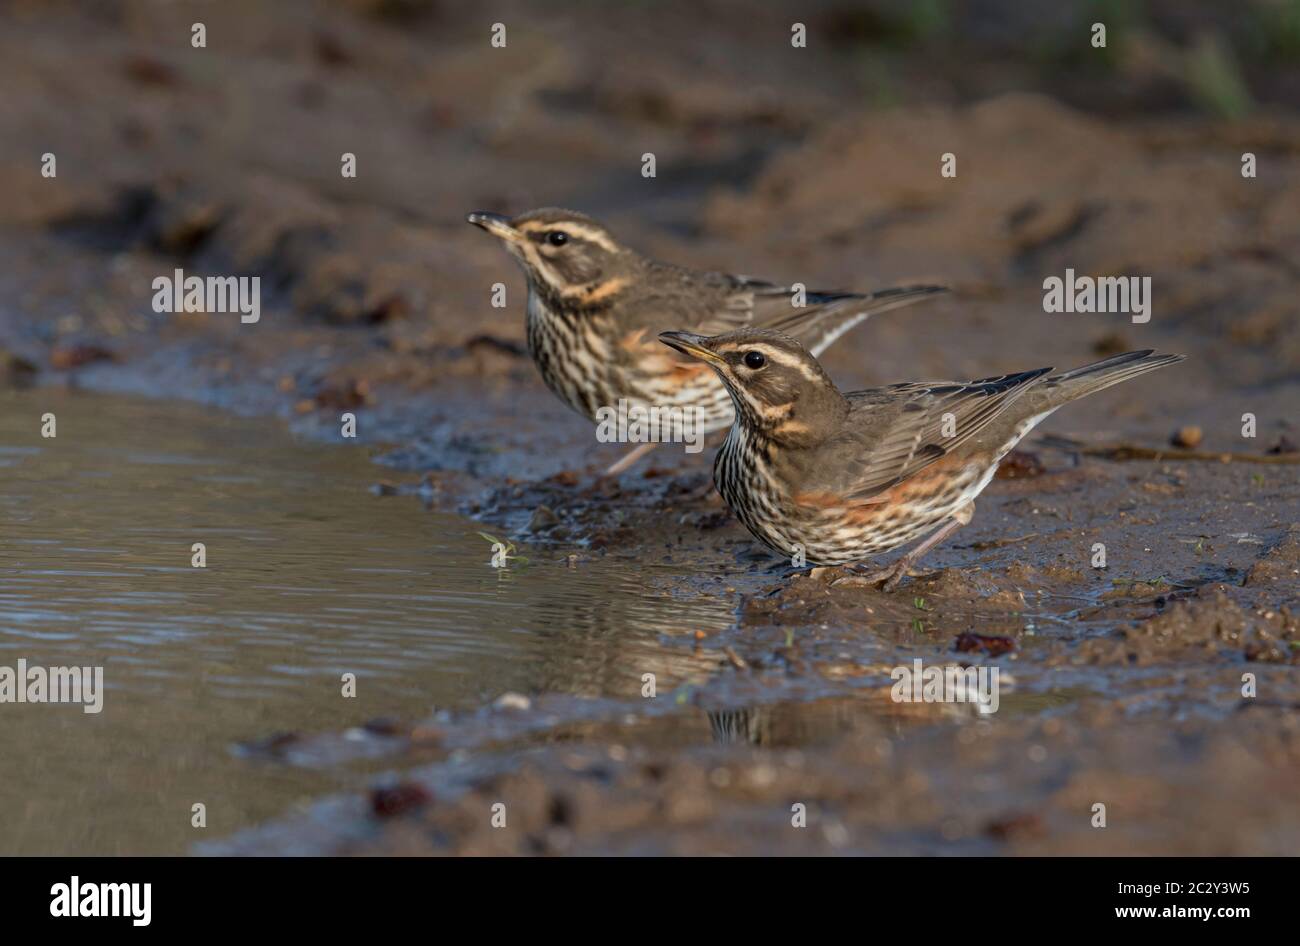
[409,725,443,745]
[995,449,1045,479]
[50,344,114,371]
[371,782,432,818]
[313,378,370,409]
[493,692,531,711]
[1265,434,1297,455]
[954,632,1016,656]
[526,504,559,532]
[0,349,37,387]
[362,717,405,736]
[1171,425,1202,448]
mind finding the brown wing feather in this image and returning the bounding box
[822,368,1053,502]
[698,279,946,355]
[621,264,945,356]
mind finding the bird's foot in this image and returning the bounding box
[848,559,912,591]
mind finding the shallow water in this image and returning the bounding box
[0,389,733,854]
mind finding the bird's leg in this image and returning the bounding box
[855,502,974,591]
[603,441,660,476]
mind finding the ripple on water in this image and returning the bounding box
[0,389,734,854]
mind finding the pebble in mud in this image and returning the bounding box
[233,731,307,763]
[995,449,1046,479]
[0,348,37,387]
[954,632,1016,656]
[49,343,114,370]
[493,692,532,712]
[371,782,433,818]
[985,811,1046,840]
[1266,434,1298,455]
[362,717,406,737]
[301,377,371,411]
[526,504,560,532]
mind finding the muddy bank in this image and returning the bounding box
[215,705,1300,856]
[204,462,1298,855]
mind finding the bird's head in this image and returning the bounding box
[467,207,633,308]
[659,328,847,446]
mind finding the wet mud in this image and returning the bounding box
[2,1,1298,855]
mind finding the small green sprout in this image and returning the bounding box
[477,532,529,568]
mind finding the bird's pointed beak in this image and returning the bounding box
[659,331,724,366]
[466,211,522,242]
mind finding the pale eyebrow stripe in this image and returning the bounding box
[715,343,821,381]
[555,223,619,252]
[519,220,619,253]
[715,343,798,364]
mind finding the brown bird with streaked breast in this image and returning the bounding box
[660,328,1185,589]
[467,208,946,474]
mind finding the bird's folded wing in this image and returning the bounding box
[622,265,944,357]
[692,278,946,356]
[830,368,1053,502]
[752,284,947,357]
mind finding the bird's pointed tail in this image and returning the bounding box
[787,285,949,357]
[1039,349,1186,405]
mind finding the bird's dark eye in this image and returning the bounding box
[743,351,766,370]
[546,231,569,247]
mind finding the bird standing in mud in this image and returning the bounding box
[467,208,946,474]
[659,328,1184,589]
